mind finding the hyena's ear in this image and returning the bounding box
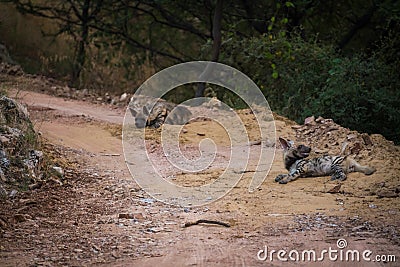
[129,108,137,117]
[143,106,150,116]
[278,137,290,150]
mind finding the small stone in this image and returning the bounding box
[304,116,315,125]
[52,166,64,176]
[0,184,6,198]
[118,213,135,219]
[133,212,145,220]
[14,214,26,223]
[377,190,398,199]
[119,93,128,102]
[9,190,18,198]
[350,142,363,154]
[0,169,6,182]
[0,136,10,144]
[351,225,365,232]
[361,134,373,146]
[347,133,358,140]
[327,184,342,194]
[28,183,41,190]
[0,217,7,229]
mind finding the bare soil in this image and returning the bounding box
[0,80,399,266]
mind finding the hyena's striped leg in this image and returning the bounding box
[331,165,347,181]
[277,171,301,184]
[275,174,287,182]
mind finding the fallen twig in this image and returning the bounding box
[184,219,230,228]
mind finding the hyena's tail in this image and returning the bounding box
[346,158,376,175]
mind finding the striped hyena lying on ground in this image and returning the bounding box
[129,96,192,128]
[275,137,376,184]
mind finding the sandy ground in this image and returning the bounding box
[0,86,399,266]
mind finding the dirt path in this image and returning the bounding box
[0,89,399,266]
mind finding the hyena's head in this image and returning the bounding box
[129,106,168,128]
[279,137,311,170]
[129,106,149,128]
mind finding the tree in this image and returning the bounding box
[195,0,223,98]
[3,0,107,87]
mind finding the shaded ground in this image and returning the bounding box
[0,75,399,266]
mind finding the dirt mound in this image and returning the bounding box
[285,115,400,200]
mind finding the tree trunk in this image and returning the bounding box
[195,0,223,98]
[71,0,91,88]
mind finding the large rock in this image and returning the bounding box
[0,96,43,190]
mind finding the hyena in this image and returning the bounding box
[275,137,376,184]
[129,97,192,128]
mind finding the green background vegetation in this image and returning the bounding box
[0,0,399,143]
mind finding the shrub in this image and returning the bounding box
[219,33,400,144]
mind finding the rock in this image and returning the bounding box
[291,125,302,130]
[0,168,6,182]
[0,217,7,228]
[119,93,128,102]
[19,198,37,205]
[361,134,373,146]
[350,142,362,154]
[351,225,366,232]
[0,184,6,198]
[133,212,145,220]
[315,116,325,123]
[347,133,358,140]
[377,189,398,199]
[118,213,135,219]
[0,96,29,125]
[52,166,64,176]
[28,183,42,190]
[327,184,342,194]
[0,149,10,169]
[9,189,17,198]
[14,214,27,223]
[24,150,43,169]
[304,116,315,125]
[0,136,10,144]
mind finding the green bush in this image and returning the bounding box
[220,33,400,144]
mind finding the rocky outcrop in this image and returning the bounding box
[0,96,43,198]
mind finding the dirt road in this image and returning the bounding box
[0,88,399,266]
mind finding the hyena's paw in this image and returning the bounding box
[331,172,347,181]
[278,179,288,184]
[364,167,376,175]
[275,174,287,182]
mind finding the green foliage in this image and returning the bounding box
[220,32,400,144]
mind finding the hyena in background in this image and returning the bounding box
[275,137,376,184]
[129,96,192,128]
